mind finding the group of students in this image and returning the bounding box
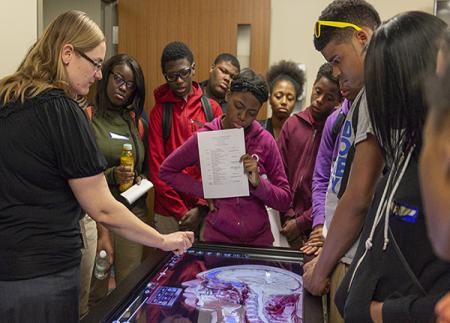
[299,1,450,323]
[152,41,341,249]
[0,0,450,322]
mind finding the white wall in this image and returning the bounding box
[0,0,437,89]
[0,0,38,77]
[0,0,102,78]
[270,0,434,106]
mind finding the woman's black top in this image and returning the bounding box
[0,89,106,280]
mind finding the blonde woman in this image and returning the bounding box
[0,10,193,322]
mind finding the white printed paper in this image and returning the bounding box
[197,128,249,199]
[120,178,153,204]
[267,207,290,247]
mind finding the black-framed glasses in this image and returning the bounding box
[164,66,193,82]
[111,72,136,90]
[314,20,362,38]
[75,48,103,71]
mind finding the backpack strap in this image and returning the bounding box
[128,111,146,140]
[84,105,94,121]
[331,110,347,144]
[137,118,145,140]
[200,95,214,122]
[162,102,173,146]
[337,95,362,199]
[162,97,213,146]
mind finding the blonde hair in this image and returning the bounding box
[0,10,105,105]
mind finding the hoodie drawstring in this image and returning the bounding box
[348,143,415,291]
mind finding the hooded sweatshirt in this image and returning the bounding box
[159,117,292,246]
[335,153,450,322]
[312,99,350,228]
[90,107,148,206]
[277,107,329,234]
[148,82,222,220]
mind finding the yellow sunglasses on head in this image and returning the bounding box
[314,20,362,38]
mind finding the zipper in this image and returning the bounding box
[292,128,317,193]
[191,119,205,127]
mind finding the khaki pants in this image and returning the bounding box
[79,215,97,318]
[329,262,349,323]
[89,200,148,308]
[154,212,205,240]
[154,212,180,234]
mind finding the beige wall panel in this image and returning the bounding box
[270,0,434,108]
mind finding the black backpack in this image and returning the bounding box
[162,96,213,146]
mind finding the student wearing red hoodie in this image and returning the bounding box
[148,42,222,235]
[159,69,291,246]
[278,63,342,249]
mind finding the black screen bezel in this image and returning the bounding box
[81,242,303,323]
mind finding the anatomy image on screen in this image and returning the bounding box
[181,264,303,323]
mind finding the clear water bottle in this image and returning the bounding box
[94,250,109,280]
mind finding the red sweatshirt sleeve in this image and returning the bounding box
[210,99,223,119]
[159,134,204,198]
[148,104,188,220]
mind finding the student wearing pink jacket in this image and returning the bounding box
[160,69,291,246]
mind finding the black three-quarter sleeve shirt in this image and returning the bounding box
[0,89,106,280]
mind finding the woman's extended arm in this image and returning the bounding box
[69,173,194,255]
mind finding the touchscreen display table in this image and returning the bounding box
[81,243,323,323]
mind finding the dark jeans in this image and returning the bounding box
[0,266,80,323]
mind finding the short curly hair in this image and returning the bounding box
[266,60,305,99]
[314,0,380,51]
[214,53,240,72]
[160,41,194,73]
[315,62,342,100]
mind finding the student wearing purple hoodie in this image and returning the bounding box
[277,63,342,249]
[301,86,350,256]
[160,69,291,246]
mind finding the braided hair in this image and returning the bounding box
[229,68,268,104]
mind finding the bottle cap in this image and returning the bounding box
[123,143,132,151]
[99,250,107,258]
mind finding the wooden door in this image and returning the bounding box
[118,0,270,117]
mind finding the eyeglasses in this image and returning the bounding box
[314,20,362,38]
[164,66,193,82]
[111,72,136,90]
[75,48,103,71]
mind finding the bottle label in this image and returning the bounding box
[119,151,135,192]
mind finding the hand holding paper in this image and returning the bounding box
[120,178,153,204]
[240,153,260,187]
